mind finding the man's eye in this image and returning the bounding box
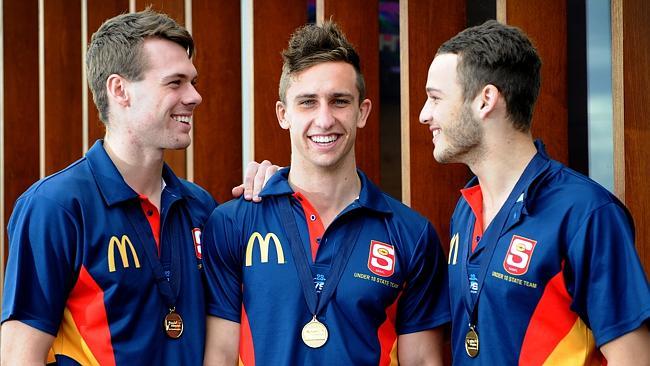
[168,80,181,86]
[300,100,316,106]
[334,99,351,106]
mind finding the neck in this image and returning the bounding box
[288,160,361,229]
[469,133,536,228]
[103,134,165,208]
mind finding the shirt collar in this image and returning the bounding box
[260,167,392,214]
[86,140,189,206]
[460,139,552,217]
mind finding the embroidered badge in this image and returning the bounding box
[368,240,395,277]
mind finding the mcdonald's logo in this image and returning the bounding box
[448,233,459,265]
[245,232,286,267]
[108,235,141,272]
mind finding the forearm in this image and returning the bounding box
[204,316,240,366]
[1,320,54,365]
[397,327,446,366]
[600,325,650,366]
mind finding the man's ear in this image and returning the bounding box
[106,74,129,107]
[477,84,499,119]
[356,98,372,128]
[276,101,290,129]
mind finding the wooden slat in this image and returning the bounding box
[2,0,40,269]
[86,1,130,147]
[402,0,469,250]
[252,0,307,167]
[499,0,569,164]
[136,0,187,177]
[613,0,649,274]
[192,0,242,203]
[320,0,380,184]
[43,1,83,175]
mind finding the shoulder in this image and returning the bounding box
[174,178,218,223]
[537,161,625,214]
[14,157,92,210]
[380,193,440,246]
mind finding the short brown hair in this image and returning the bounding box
[438,20,541,131]
[279,21,365,104]
[86,9,194,123]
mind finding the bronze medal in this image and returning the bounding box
[164,310,184,339]
[301,316,328,348]
[465,326,479,358]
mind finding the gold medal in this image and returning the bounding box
[465,326,479,358]
[301,316,328,348]
[164,309,184,339]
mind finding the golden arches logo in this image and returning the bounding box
[108,235,141,272]
[245,232,286,267]
[448,233,459,265]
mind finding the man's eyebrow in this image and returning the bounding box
[294,93,318,99]
[331,92,354,98]
[161,73,196,81]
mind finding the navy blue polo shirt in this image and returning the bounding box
[203,168,450,365]
[448,140,650,365]
[2,140,216,365]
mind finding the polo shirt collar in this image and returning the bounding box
[460,139,552,219]
[86,140,189,206]
[260,167,392,214]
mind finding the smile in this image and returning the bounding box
[172,115,192,124]
[310,135,339,144]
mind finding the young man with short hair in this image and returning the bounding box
[419,20,650,365]
[2,9,213,365]
[203,22,450,365]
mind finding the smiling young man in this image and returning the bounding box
[419,20,650,365]
[202,22,450,366]
[1,10,215,365]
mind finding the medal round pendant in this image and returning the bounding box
[301,317,328,348]
[464,327,479,358]
[164,311,184,339]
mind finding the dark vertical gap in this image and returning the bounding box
[567,0,589,175]
[378,0,401,200]
[466,0,495,26]
[308,0,316,23]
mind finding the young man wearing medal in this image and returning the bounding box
[202,22,450,365]
[419,20,650,364]
[0,9,274,364]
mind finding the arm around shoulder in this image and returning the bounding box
[1,320,54,365]
[600,325,650,366]
[204,316,240,366]
[397,326,446,366]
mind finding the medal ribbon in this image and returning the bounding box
[278,195,363,318]
[127,198,182,311]
[459,152,549,327]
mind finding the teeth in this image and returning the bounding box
[172,115,191,123]
[311,135,338,143]
[432,129,441,138]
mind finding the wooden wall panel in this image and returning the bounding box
[402,0,469,249]
[2,0,40,271]
[613,0,650,273]
[137,0,187,177]
[499,0,569,164]
[192,0,242,203]
[86,1,130,146]
[252,0,307,166]
[321,0,381,183]
[44,1,83,175]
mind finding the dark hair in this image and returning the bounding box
[437,20,541,131]
[86,8,194,123]
[279,21,365,103]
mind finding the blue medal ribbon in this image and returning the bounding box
[278,195,363,319]
[459,152,549,329]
